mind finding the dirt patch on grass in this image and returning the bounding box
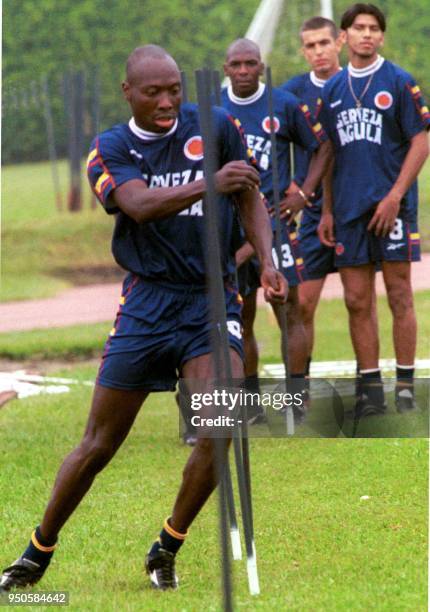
[51,264,125,285]
[0,357,100,375]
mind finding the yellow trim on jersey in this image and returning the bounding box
[163,517,188,540]
[421,106,429,115]
[296,257,304,266]
[95,172,110,194]
[289,232,297,240]
[234,118,242,127]
[31,531,57,553]
[301,104,309,112]
[87,149,97,165]
[411,85,421,95]
[119,296,126,305]
[410,233,420,240]
[109,327,116,336]
[313,122,322,132]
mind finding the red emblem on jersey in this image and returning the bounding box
[335,242,345,256]
[262,116,280,134]
[374,91,393,110]
[184,136,204,160]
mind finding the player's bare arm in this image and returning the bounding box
[111,160,260,223]
[278,139,333,220]
[368,130,429,236]
[318,157,335,247]
[237,189,287,304]
[235,241,255,267]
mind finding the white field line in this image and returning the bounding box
[262,359,430,378]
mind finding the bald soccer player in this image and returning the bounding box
[0,45,286,593]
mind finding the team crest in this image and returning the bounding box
[262,116,280,134]
[374,91,393,110]
[335,242,345,256]
[184,136,204,161]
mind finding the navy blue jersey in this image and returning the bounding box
[87,103,249,286]
[221,83,326,216]
[282,71,332,220]
[319,57,430,222]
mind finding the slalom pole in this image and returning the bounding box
[265,66,294,435]
[211,68,243,563]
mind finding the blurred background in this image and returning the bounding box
[1,0,429,366]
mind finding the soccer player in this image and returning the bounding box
[281,17,342,373]
[0,45,286,592]
[222,38,331,406]
[318,3,430,414]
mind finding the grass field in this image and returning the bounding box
[0,380,427,611]
[1,290,429,364]
[1,157,430,302]
[0,302,428,609]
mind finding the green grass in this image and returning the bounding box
[1,160,118,302]
[1,157,430,301]
[0,291,430,364]
[0,291,429,363]
[0,384,427,610]
[257,290,430,365]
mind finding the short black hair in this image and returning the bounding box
[340,4,386,32]
[300,16,338,40]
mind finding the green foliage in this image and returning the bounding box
[3,0,429,163]
[270,0,430,95]
[2,0,259,163]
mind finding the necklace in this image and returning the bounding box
[347,70,375,108]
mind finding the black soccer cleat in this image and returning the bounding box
[145,546,178,590]
[0,557,46,593]
[348,394,387,419]
[395,388,417,413]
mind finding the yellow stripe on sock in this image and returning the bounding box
[164,518,188,540]
[31,531,57,553]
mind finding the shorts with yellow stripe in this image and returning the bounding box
[333,212,421,267]
[271,224,307,287]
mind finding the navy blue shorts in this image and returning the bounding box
[298,214,336,280]
[97,275,244,391]
[334,213,421,267]
[237,257,260,297]
[272,226,307,287]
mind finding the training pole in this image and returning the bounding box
[265,66,294,435]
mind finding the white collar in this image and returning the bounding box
[128,116,178,141]
[310,67,342,88]
[348,55,384,78]
[227,82,265,105]
[310,71,328,88]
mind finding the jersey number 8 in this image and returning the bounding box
[389,218,403,241]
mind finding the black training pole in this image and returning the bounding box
[40,74,63,212]
[196,68,233,612]
[206,68,259,595]
[211,68,243,563]
[265,67,294,435]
